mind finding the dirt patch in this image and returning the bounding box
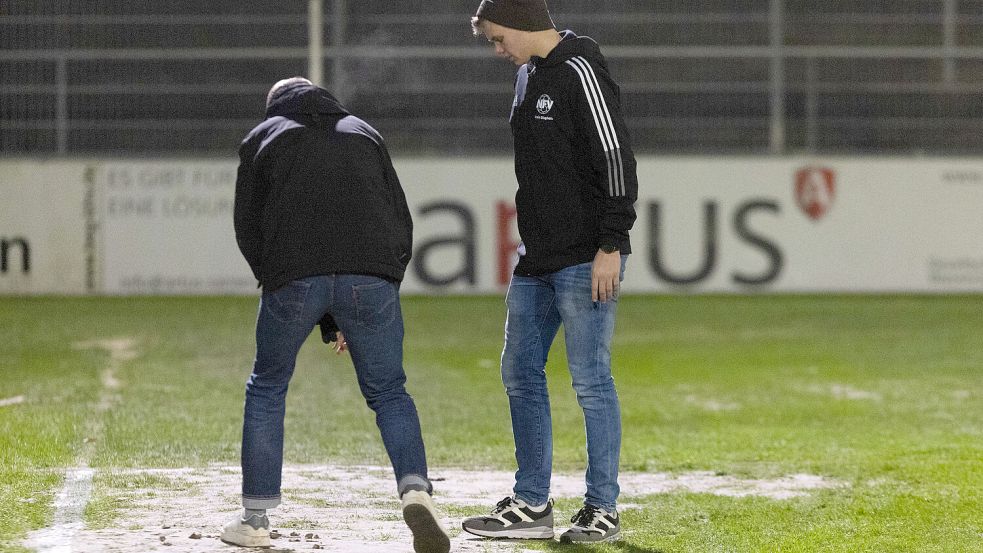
[28,464,842,552]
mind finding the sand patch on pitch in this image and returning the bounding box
[30,464,843,553]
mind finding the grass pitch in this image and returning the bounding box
[1,295,981,552]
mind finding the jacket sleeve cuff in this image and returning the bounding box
[598,233,626,249]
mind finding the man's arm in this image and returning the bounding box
[378,142,413,269]
[233,139,269,282]
[564,56,638,246]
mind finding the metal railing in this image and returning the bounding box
[2,0,982,155]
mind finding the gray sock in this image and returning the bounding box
[241,509,269,530]
[397,474,432,498]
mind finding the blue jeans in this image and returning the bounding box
[240,274,430,509]
[501,257,627,512]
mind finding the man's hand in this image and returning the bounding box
[333,331,348,355]
[592,249,621,302]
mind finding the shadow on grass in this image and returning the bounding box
[460,537,664,553]
[540,542,665,553]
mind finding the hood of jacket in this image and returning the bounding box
[264,82,350,119]
[533,30,608,71]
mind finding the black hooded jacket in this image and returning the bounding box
[509,30,638,275]
[234,83,412,291]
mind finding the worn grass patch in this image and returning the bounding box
[2,295,981,552]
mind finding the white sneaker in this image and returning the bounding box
[220,513,271,548]
[401,490,451,553]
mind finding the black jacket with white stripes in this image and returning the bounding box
[234,83,413,291]
[508,30,638,276]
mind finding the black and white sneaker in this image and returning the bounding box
[461,496,554,539]
[559,504,621,543]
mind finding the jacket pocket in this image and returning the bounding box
[263,279,312,324]
[353,278,397,332]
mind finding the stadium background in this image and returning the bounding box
[3,0,983,297]
[5,0,983,155]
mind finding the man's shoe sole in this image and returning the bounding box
[403,503,451,553]
[219,530,271,548]
[461,526,554,539]
[559,528,621,544]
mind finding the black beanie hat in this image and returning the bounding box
[474,0,555,32]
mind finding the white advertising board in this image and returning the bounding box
[1,157,982,295]
[94,161,255,295]
[625,158,983,293]
[0,160,90,295]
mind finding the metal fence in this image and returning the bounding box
[2,0,983,156]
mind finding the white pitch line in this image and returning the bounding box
[26,338,137,553]
[25,468,95,553]
[0,395,25,407]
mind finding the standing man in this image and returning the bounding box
[224,77,450,553]
[462,0,638,545]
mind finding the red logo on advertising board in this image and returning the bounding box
[795,167,835,221]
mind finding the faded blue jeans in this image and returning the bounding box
[240,274,430,509]
[501,256,627,513]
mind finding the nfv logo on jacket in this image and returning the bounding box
[534,94,555,121]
